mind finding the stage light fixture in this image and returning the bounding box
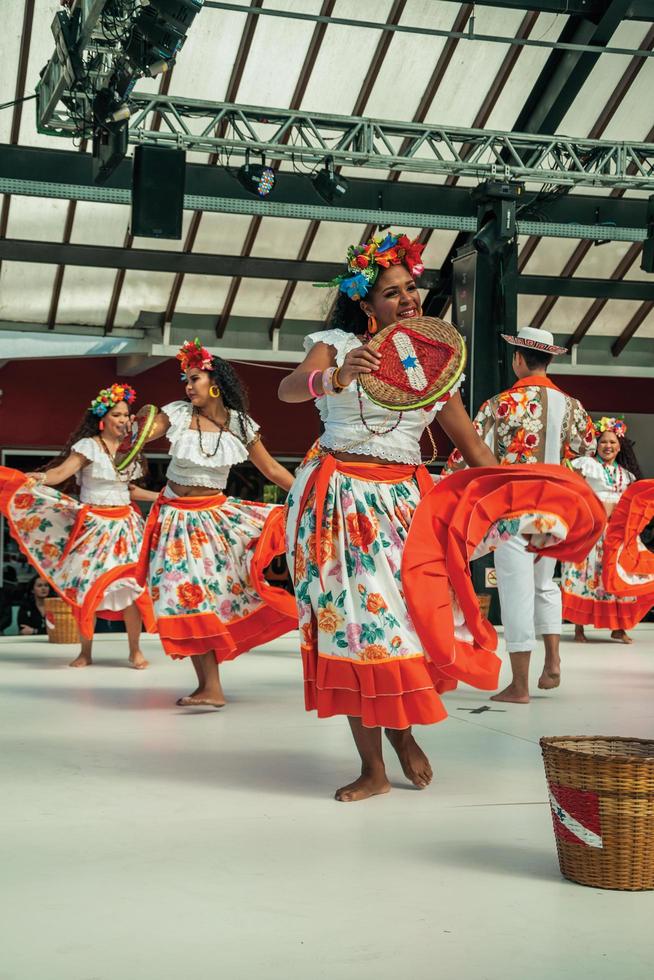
[312,156,349,204]
[237,153,276,198]
[141,0,204,32]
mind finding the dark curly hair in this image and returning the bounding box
[615,436,643,481]
[42,397,146,493]
[327,291,369,336]
[189,357,251,443]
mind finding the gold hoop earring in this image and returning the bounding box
[209,385,221,399]
[367,315,378,335]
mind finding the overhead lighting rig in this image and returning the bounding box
[37,0,205,183]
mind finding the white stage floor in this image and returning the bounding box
[1,625,653,980]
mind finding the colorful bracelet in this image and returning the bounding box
[332,366,346,392]
[307,369,321,399]
[322,367,339,396]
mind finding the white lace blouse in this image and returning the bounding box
[305,329,459,465]
[571,455,634,505]
[162,400,259,490]
[72,438,141,506]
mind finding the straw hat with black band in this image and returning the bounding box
[501,327,568,356]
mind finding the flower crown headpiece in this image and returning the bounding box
[177,338,214,380]
[314,232,426,301]
[595,416,627,439]
[90,383,136,418]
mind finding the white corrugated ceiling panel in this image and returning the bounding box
[299,0,393,114]
[557,21,649,138]
[484,13,569,131]
[54,202,132,327]
[587,299,643,338]
[5,193,68,242]
[0,5,24,143]
[0,262,59,323]
[539,295,595,336]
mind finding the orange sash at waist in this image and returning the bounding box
[296,454,434,589]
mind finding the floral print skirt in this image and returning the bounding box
[285,455,467,730]
[137,489,296,661]
[562,530,650,630]
[0,466,153,638]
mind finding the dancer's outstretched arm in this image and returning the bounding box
[27,452,87,487]
[248,440,295,493]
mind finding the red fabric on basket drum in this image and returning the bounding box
[603,479,654,596]
[402,465,606,688]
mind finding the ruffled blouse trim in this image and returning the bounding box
[168,430,248,469]
[303,329,361,366]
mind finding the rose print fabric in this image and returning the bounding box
[444,375,596,472]
[0,466,153,637]
[285,455,501,730]
[137,490,296,661]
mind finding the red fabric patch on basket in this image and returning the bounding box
[548,782,603,849]
[375,326,456,395]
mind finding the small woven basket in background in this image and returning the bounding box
[540,736,654,890]
[44,598,80,645]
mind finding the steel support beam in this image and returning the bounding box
[1,144,651,234]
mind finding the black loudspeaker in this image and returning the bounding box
[641,194,654,273]
[131,145,185,239]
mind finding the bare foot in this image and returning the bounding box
[69,654,92,668]
[128,650,149,670]
[491,684,529,704]
[574,626,587,644]
[538,670,561,690]
[611,630,633,644]
[335,769,391,803]
[385,729,433,788]
[176,688,226,708]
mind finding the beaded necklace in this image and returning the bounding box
[601,459,626,493]
[98,435,132,480]
[194,406,230,458]
[354,331,404,436]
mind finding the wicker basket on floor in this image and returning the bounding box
[540,736,654,891]
[44,598,80,644]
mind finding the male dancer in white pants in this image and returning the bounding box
[444,327,596,703]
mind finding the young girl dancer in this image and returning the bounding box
[137,340,296,707]
[0,384,154,667]
[562,417,647,643]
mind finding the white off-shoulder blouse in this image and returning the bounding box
[162,400,259,490]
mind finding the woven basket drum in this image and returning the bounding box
[44,597,80,644]
[540,736,654,890]
[361,316,466,411]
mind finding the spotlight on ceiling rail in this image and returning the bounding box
[312,156,349,204]
[237,152,276,198]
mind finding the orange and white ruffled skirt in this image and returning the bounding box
[285,456,605,729]
[136,488,296,661]
[0,466,155,638]
[602,480,654,611]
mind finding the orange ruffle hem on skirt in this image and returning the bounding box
[603,480,654,599]
[402,464,606,687]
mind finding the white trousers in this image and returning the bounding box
[494,535,562,653]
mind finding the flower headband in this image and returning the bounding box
[176,338,214,379]
[90,383,136,417]
[595,416,627,439]
[314,232,426,301]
